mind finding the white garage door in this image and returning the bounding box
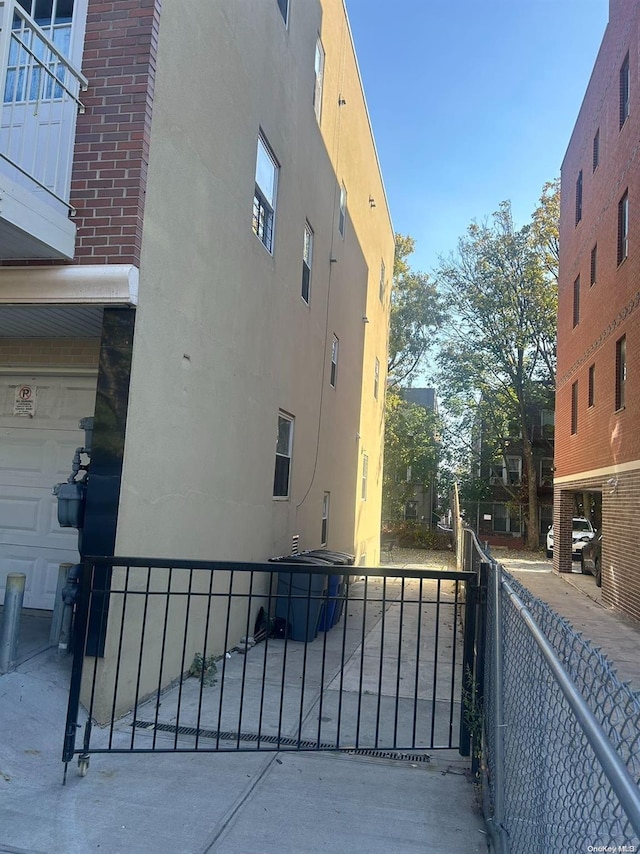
[0,373,97,610]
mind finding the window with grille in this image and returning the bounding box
[592,129,599,171]
[618,190,628,265]
[590,244,597,286]
[313,37,324,122]
[302,223,313,303]
[572,275,580,327]
[588,364,595,407]
[379,259,386,302]
[620,52,630,129]
[330,335,339,387]
[571,381,578,435]
[575,170,582,225]
[374,357,380,400]
[615,336,626,411]
[253,135,278,253]
[273,412,294,497]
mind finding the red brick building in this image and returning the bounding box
[555,0,640,621]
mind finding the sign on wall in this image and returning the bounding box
[13,384,37,417]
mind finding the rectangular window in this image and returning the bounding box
[540,458,554,485]
[374,357,380,400]
[505,456,522,485]
[338,183,347,237]
[492,503,522,534]
[313,37,325,122]
[571,381,578,435]
[273,412,294,497]
[616,335,626,410]
[253,135,278,253]
[277,0,288,24]
[575,170,582,225]
[302,222,313,303]
[361,453,368,500]
[590,244,597,286]
[588,363,595,407]
[321,492,330,546]
[572,275,580,327]
[592,128,599,172]
[404,500,418,520]
[330,335,339,387]
[379,259,386,302]
[618,190,629,265]
[620,52,630,129]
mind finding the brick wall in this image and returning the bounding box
[69,0,162,266]
[0,338,100,367]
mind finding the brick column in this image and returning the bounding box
[553,488,574,574]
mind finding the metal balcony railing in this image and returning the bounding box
[0,0,87,209]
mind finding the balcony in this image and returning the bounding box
[0,0,87,260]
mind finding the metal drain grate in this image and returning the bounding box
[131,721,430,762]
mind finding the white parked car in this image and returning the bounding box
[546,518,596,559]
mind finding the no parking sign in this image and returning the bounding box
[13,384,37,417]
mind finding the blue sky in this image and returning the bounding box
[345,0,609,275]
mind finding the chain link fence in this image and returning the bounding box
[483,560,640,852]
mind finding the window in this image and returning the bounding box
[575,170,582,225]
[592,129,599,172]
[492,503,521,534]
[571,381,578,435]
[590,244,597,287]
[338,183,347,237]
[620,52,630,129]
[361,453,368,500]
[616,336,626,410]
[313,37,325,122]
[572,275,580,327]
[588,363,595,407]
[374,357,380,400]
[276,0,288,24]
[505,456,522,485]
[273,412,294,497]
[540,458,554,486]
[321,492,330,546]
[618,190,629,265]
[253,135,278,253]
[330,335,339,387]
[404,501,418,521]
[379,259,386,302]
[302,223,313,303]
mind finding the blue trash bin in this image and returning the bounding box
[270,556,331,642]
[318,573,344,631]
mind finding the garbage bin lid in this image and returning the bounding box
[268,554,334,565]
[303,549,355,565]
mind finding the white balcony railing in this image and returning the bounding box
[0,0,87,210]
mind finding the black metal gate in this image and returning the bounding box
[62,557,481,780]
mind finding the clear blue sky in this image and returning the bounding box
[345,0,609,275]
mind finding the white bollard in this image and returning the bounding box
[0,573,26,673]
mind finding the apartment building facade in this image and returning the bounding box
[556,0,639,621]
[0,0,393,706]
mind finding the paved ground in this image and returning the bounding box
[0,551,487,854]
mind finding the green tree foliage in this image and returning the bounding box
[382,388,440,521]
[434,185,559,548]
[387,234,445,387]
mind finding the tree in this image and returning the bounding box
[434,186,559,549]
[382,388,440,521]
[387,234,445,388]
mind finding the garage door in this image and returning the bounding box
[0,373,97,610]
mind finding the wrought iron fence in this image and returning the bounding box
[459,527,640,851]
[63,557,478,780]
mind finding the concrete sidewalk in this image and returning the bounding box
[0,553,487,854]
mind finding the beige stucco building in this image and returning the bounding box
[0,0,393,708]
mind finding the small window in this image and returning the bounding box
[540,458,554,485]
[572,275,580,327]
[618,190,629,265]
[588,363,595,407]
[276,0,288,24]
[302,222,313,303]
[590,244,597,286]
[313,37,325,122]
[374,357,380,400]
[571,381,578,435]
[253,135,279,253]
[338,183,347,237]
[505,456,522,485]
[379,259,386,302]
[404,501,418,521]
[273,412,294,497]
[361,453,368,500]
[620,52,630,129]
[615,336,626,411]
[330,335,339,387]
[575,170,582,226]
[592,128,599,172]
[321,492,329,546]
